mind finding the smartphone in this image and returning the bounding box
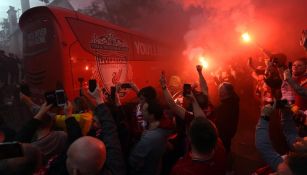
[44,91,56,106]
[183,84,192,97]
[110,86,116,101]
[20,83,31,97]
[0,142,23,160]
[55,89,66,107]
[89,79,97,93]
[121,83,131,89]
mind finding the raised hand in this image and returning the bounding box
[196,65,203,73]
[283,69,292,81]
[64,101,73,117]
[88,86,104,104]
[34,102,52,120]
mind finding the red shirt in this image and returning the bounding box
[171,140,227,175]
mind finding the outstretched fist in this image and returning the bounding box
[196,65,203,73]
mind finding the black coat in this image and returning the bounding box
[214,95,240,139]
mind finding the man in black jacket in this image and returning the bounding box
[214,82,240,154]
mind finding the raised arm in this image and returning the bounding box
[95,104,126,175]
[80,89,97,111]
[160,71,186,119]
[16,102,52,142]
[88,86,105,105]
[255,104,283,171]
[114,82,139,106]
[196,65,208,96]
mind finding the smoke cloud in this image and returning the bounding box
[175,0,307,65]
[74,0,307,69]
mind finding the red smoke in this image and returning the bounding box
[176,0,307,65]
[76,0,307,80]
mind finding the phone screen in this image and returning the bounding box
[89,79,97,92]
[44,91,56,106]
[55,90,66,107]
[0,142,23,160]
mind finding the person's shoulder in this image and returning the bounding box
[144,128,169,138]
[138,129,168,147]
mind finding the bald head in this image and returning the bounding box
[66,136,106,175]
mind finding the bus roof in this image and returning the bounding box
[19,6,162,44]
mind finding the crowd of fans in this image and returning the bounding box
[0,31,306,175]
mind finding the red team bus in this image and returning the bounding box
[19,6,176,102]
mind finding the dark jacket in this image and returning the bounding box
[214,95,240,140]
[93,104,126,175]
[129,126,171,175]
